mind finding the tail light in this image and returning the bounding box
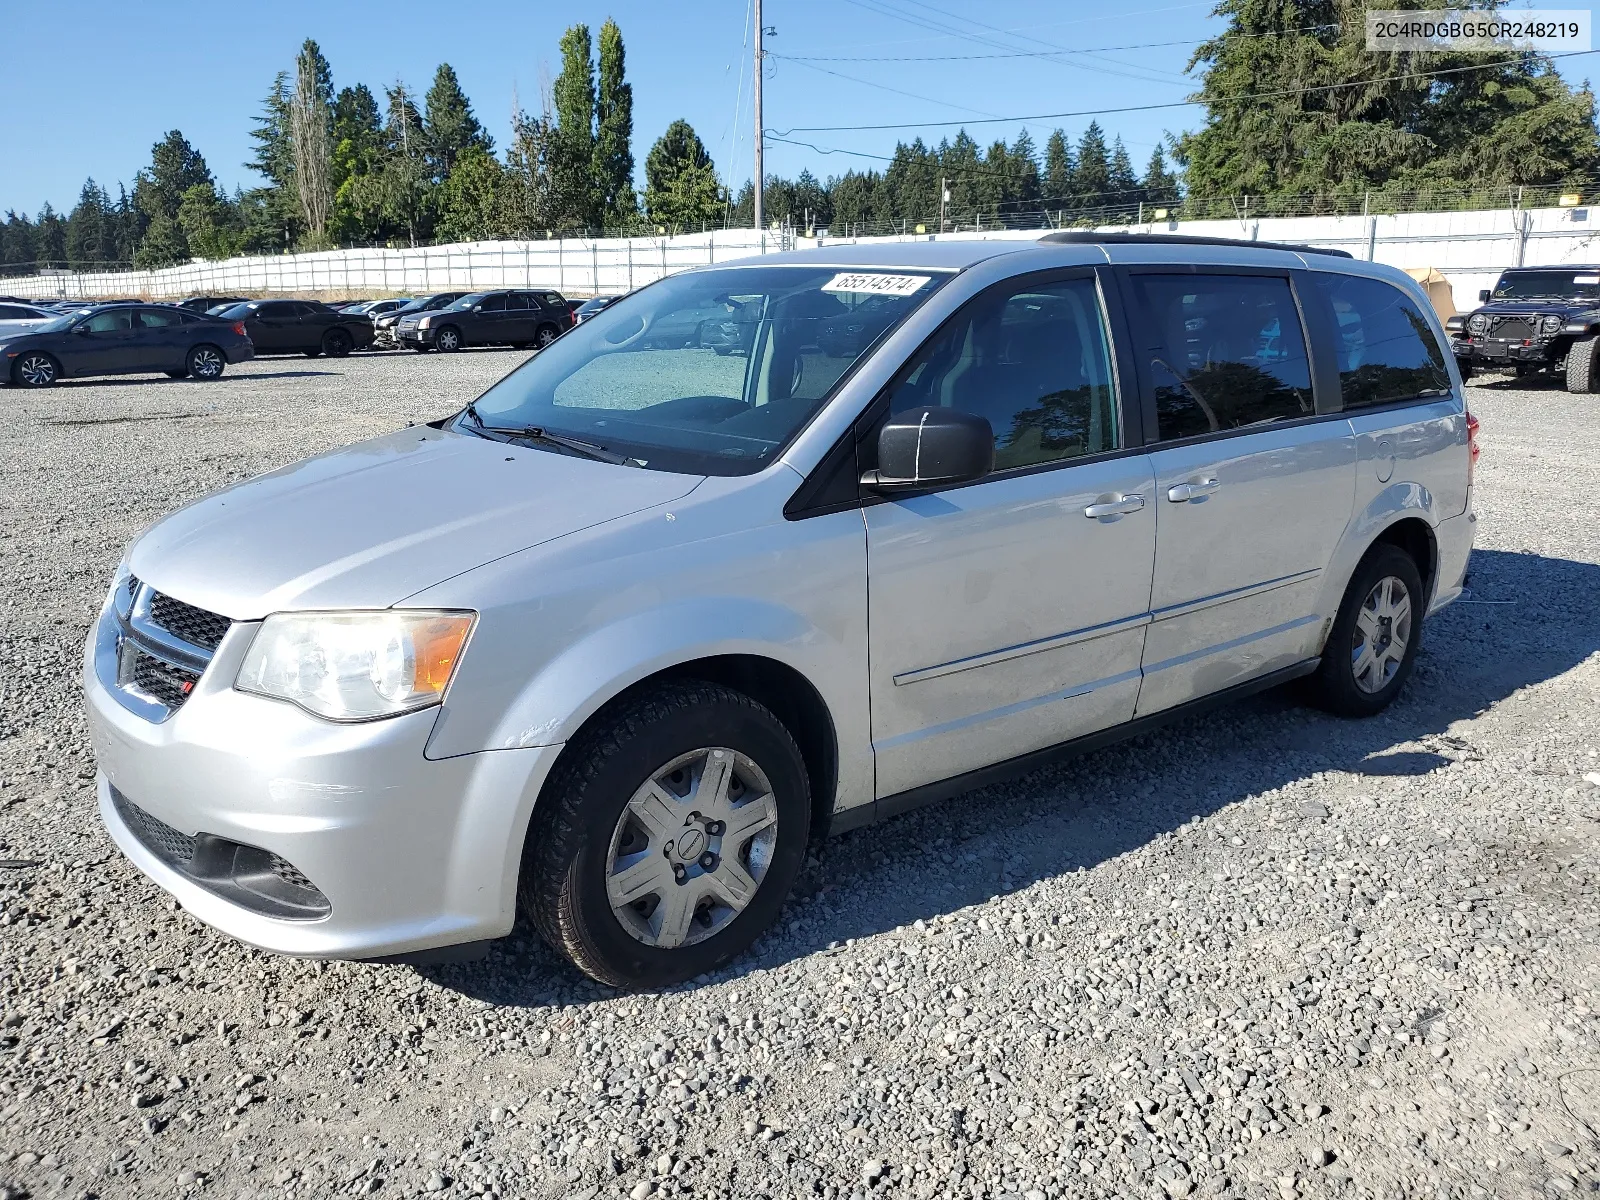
[232,321,247,337]
[1466,410,1481,486]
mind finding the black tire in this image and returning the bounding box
[185,344,225,381]
[322,328,353,357]
[12,352,57,387]
[521,681,810,989]
[165,370,187,379]
[1566,336,1598,393]
[434,325,462,352]
[534,324,559,348]
[1305,543,1424,718]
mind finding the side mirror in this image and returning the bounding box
[473,306,483,312]
[865,407,993,490]
[1478,289,1492,303]
[74,323,92,335]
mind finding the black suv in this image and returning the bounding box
[397,289,572,352]
[1447,266,1600,392]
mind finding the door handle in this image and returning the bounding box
[1167,478,1221,502]
[1083,493,1146,519]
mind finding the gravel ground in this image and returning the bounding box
[3,354,1600,1200]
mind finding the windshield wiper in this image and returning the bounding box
[462,402,634,465]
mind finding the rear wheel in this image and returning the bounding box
[1306,544,1423,717]
[13,352,57,387]
[534,324,560,348]
[185,344,225,380]
[1566,336,1598,393]
[434,325,462,352]
[322,328,353,357]
[522,681,809,989]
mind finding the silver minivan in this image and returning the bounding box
[84,234,1478,988]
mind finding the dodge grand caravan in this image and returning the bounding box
[85,234,1477,988]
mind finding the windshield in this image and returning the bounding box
[578,298,613,313]
[31,313,76,334]
[460,264,951,476]
[1491,271,1600,302]
[446,293,490,312]
[215,302,253,319]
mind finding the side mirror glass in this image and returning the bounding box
[866,406,994,490]
[74,323,93,335]
[1478,289,1492,303]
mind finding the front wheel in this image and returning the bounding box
[185,344,225,380]
[522,682,809,988]
[1566,336,1598,393]
[1305,544,1423,717]
[434,326,461,352]
[13,352,57,387]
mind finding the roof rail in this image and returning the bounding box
[1038,230,1353,259]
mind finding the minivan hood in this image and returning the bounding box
[128,427,702,619]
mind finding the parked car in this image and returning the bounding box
[372,292,469,349]
[213,299,375,357]
[0,301,59,333]
[573,296,620,324]
[397,289,572,352]
[359,298,412,322]
[3,303,252,386]
[85,234,1475,988]
[1445,265,1600,391]
[177,295,253,314]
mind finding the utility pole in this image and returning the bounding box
[939,176,948,234]
[754,0,765,233]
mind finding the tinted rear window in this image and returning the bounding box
[1311,274,1452,408]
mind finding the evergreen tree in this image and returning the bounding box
[1075,122,1111,207]
[375,83,435,246]
[503,97,557,235]
[177,184,243,260]
[1,211,38,274]
[424,64,491,181]
[132,131,213,266]
[1042,129,1075,210]
[643,120,722,230]
[245,71,300,245]
[111,183,145,263]
[550,24,598,229]
[1142,146,1181,207]
[332,83,386,243]
[1108,136,1140,216]
[65,179,111,268]
[594,19,637,228]
[36,203,67,270]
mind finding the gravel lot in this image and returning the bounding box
[2,353,1600,1200]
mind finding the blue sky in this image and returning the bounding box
[4,0,1592,216]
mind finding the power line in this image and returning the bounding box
[772,24,1342,62]
[775,56,1006,118]
[772,50,1599,135]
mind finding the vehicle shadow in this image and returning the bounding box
[40,370,339,388]
[425,547,1600,1006]
[1467,372,1563,391]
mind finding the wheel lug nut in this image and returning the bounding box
[700,852,717,870]
[708,821,725,836]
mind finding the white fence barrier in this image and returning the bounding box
[7,204,1600,313]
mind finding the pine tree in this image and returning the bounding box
[2,211,39,274]
[1042,129,1075,214]
[437,146,506,242]
[36,204,67,270]
[594,19,637,229]
[643,120,722,230]
[1108,136,1140,217]
[1074,123,1111,209]
[424,64,491,181]
[550,24,597,229]
[132,131,214,266]
[332,84,385,243]
[375,83,435,246]
[65,179,110,268]
[1142,146,1180,208]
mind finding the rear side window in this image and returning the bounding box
[1132,274,1314,442]
[136,308,181,328]
[886,276,1119,471]
[1311,274,1451,408]
[257,301,295,318]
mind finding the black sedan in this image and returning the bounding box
[213,299,375,357]
[2,305,253,387]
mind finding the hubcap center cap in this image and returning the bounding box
[675,827,707,862]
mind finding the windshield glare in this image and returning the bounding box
[33,313,76,333]
[1491,271,1600,302]
[461,265,950,475]
[447,293,489,312]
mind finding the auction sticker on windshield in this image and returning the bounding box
[821,273,932,297]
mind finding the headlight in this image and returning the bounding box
[1541,315,1564,335]
[418,316,432,328]
[1467,313,1489,336]
[236,610,475,721]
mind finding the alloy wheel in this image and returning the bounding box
[536,326,557,347]
[190,347,222,378]
[17,354,55,386]
[1351,575,1412,694]
[604,747,779,949]
[437,329,460,351]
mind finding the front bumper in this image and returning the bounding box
[397,326,433,347]
[83,602,562,959]
[1451,337,1557,365]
